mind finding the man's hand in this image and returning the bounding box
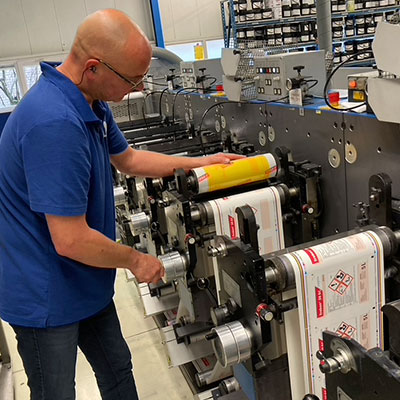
[128,251,165,284]
[200,152,245,167]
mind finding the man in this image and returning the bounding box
[0,9,242,400]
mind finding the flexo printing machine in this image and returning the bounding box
[113,21,400,400]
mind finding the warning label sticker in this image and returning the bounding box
[228,215,237,240]
[328,270,353,295]
[304,248,320,264]
[315,287,325,318]
[336,321,356,339]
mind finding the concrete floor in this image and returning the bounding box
[3,270,193,400]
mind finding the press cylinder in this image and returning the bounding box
[158,251,188,283]
[190,153,278,194]
[190,182,294,228]
[130,212,150,236]
[211,321,252,368]
[263,226,399,292]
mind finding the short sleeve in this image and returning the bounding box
[104,105,129,156]
[21,118,91,216]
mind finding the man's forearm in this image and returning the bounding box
[127,150,203,177]
[111,148,244,178]
[55,226,137,269]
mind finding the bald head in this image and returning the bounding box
[58,9,152,103]
[71,9,152,72]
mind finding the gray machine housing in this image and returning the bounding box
[255,50,326,100]
[180,59,224,89]
[115,57,400,396]
[108,93,145,124]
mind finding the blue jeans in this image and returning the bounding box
[11,301,138,400]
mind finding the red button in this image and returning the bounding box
[349,80,357,89]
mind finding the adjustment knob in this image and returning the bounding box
[293,65,305,74]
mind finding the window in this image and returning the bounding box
[206,39,225,59]
[0,66,21,109]
[166,42,199,62]
[23,64,42,90]
[166,39,225,61]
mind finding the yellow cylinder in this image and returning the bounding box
[191,154,278,194]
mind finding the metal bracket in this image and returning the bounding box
[235,204,259,252]
[369,173,392,227]
[174,168,190,198]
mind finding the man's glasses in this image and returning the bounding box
[97,59,146,90]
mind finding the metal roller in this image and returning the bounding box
[130,212,150,235]
[211,321,252,368]
[219,377,240,394]
[113,186,126,207]
[195,370,212,387]
[158,251,188,283]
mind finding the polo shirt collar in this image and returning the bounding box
[40,62,102,124]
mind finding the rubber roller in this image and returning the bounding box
[188,153,278,194]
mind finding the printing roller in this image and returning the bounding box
[208,226,400,369]
[190,182,298,228]
[263,225,400,292]
[158,183,298,283]
[209,225,399,294]
[175,153,279,196]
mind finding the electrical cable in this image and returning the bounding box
[197,96,290,154]
[203,76,217,87]
[142,90,164,130]
[305,79,318,90]
[127,92,131,122]
[197,100,246,155]
[197,100,243,135]
[323,51,372,112]
[171,87,200,124]
[158,87,170,119]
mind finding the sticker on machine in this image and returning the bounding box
[228,215,238,239]
[304,248,320,264]
[336,321,356,339]
[315,287,325,318]
[328,270,354,295]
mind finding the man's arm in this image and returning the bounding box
[110,147,244,177]
[46,214,164,284]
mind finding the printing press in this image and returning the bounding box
[112,20,400,400]
[151,151,321,386]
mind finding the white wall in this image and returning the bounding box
[0,0,155,60]
[159,0,223,45]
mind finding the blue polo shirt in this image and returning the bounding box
[0,62,129,327]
